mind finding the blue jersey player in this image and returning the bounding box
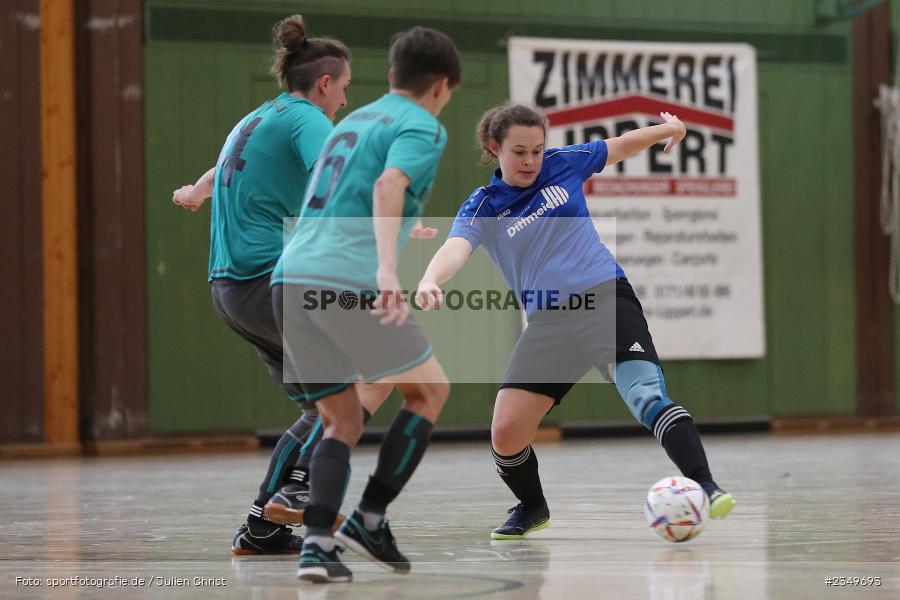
[417,103,736,539]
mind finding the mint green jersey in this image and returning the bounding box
[273,93,447,290]
[208,93,332,281]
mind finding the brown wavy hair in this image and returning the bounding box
[476,103,548,165]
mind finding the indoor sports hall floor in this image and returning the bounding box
[2,433,899,599]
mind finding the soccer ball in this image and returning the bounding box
[644,476,709,543]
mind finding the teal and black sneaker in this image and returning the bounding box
[706,487,736,520]
[297,542,352,583]
[490,503,551,540]
[231,518,303,555]
[335,511,411,575]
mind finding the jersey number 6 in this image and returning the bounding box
[306,132,359,209]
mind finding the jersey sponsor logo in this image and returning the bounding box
[506,186,569,238]
[629,342,645,352]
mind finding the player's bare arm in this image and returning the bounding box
[172,166,215,212]
[605,112,686,166]
[372,167,411,325]
[416,237,473,310]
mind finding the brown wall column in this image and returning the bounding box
[853,2,896,416]
[0,1,45,444]
[76,0,147,441]
[41,0,80,445]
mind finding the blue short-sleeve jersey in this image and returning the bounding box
[449,140,624,317]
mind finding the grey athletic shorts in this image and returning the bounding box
[210,273,307,401]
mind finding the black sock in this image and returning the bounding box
[305,438,352,534]
[291,408,371,485]
[358,409,433,516]
[653,405,715,488]
[492,445,546,508]
[253,412,318,507]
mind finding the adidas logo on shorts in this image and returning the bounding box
[629,342,645,352]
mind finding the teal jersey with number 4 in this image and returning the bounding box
[208,93,333,281]
[272,93,447,290]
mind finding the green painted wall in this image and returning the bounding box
[145,0,856,433]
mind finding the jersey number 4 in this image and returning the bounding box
[221,116,262,187]
[307,132,358,209]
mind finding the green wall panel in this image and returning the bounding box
[145,0,858,433]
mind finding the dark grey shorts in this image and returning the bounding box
[210,274,306,401]
[501,278,660,404]
[273,284,433,402]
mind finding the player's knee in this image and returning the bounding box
[405,379,450,409]
[431,379,450,406]
[323,417,363,446]
[614,360,673,430]
[318,399,364,446]
[491,418,529,456]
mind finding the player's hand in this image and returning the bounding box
[415,280,443,311]
[660,112,686,154]
[172,185,205,212]
[410,220,438,239]
[372,267,409,326]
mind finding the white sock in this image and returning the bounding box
[358,508,384,531]
[305,534,335,552]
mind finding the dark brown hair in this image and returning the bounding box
[270,15,351,93]
[476,102,548,165]
[389,27,462,95]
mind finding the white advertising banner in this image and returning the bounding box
[509,37,765,359]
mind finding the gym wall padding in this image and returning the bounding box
[144,0,855,432]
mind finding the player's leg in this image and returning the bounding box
[296,385,364,583]
[486,306,592,539]
[290,382,393,485]
[210,278,311,554]
[610,278,734,519]
[612,360,734,519]
[336,356,450,575]
[264,382,393,525]
[489,386,556,539]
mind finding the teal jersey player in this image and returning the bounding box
[208,93,333,281]
[273,93,447,290]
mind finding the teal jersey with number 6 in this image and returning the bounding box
[208,93,333,281]
[272,93,447,290]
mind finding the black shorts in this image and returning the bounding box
[273,284,433,402]
[210,274,306,401]
[500,278,660,404]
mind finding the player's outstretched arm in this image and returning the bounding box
[372,167,411,325]
[416,237,473,311]
[605,112,686,166]
[172,166,215,212]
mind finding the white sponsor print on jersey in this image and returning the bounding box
[629,342,645,352]
[506,186,569,238]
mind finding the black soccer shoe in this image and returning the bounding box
[335,511,411,574]
[490,502,551,540]
[297,541,352,583]
[231,517,303,555]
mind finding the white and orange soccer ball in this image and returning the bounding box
[644,476,709,543]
